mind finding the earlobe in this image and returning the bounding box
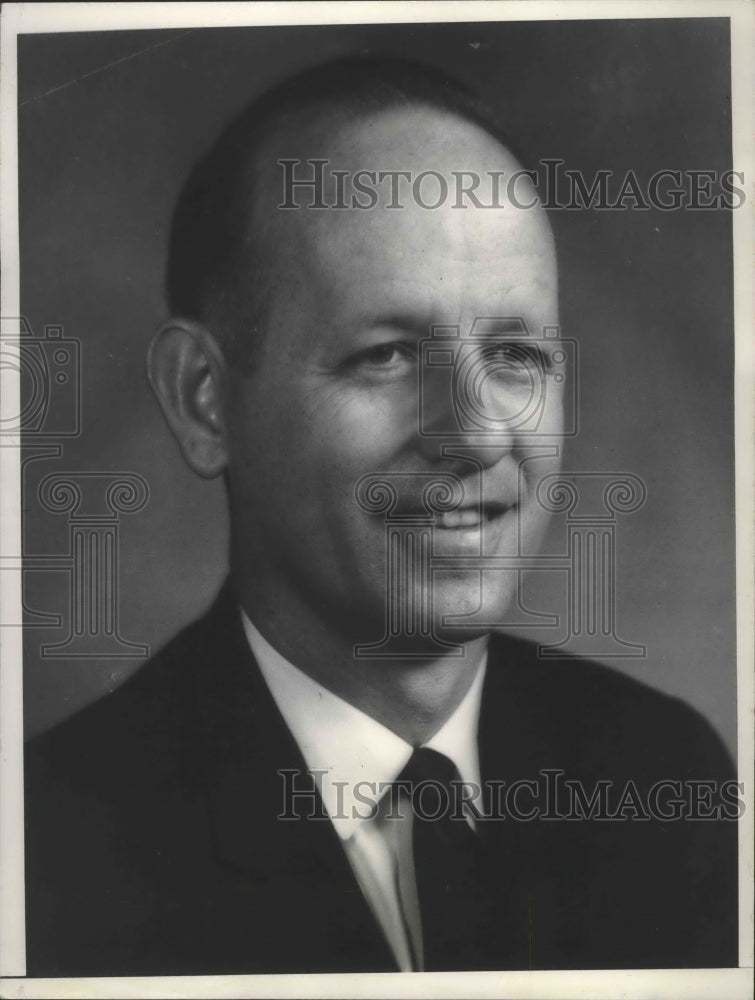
[147,319,229,479]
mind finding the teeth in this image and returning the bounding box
[438,508,483,529]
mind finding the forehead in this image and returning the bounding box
[258,107,556,329]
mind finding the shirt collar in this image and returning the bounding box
[241,610,486,840]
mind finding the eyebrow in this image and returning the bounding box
[355,312,437,339]
[352,311,543,346]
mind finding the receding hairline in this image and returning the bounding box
[165,57,534,362]
[250,97,528,220]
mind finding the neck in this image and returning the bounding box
[236,576,488,746]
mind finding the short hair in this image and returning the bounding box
[166,56,523,365]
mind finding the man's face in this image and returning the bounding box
[224,107,562,648]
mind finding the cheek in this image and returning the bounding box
[542,390,565,435]
[308,391,416,475]
[231,379,417,503]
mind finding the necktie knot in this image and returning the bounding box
[397,747,461,822]
[400,746,458,786]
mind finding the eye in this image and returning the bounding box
[347,341,417,380]
[360,343,415,366]
[480,341,552,376]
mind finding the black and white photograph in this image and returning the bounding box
[0,2,752,997]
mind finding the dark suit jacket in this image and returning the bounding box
[25,582,738,976]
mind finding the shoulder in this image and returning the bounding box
[22,586,245,976]
[25,583,239,795]
[484,632,734,780]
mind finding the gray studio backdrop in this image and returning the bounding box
[18,19,736,754]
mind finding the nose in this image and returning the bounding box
[416,355,520,470]
[418,426,515,472]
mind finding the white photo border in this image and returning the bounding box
[1,2,752,997]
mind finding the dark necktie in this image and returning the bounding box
[398,746,491,970]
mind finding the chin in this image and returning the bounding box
[343,570,517,655]
[434,571,515,611]
[422,576,517,646]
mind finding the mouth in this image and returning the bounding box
[435,502,514,530]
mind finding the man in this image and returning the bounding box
[24,57,738,976]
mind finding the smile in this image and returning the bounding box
[435,503,512,530]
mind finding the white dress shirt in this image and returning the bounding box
[241,611,487,972]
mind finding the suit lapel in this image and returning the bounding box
[187,582,396,970]
[475,633,563,969]
[184,589,561,971]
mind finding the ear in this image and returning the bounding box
[147,319,229,479]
